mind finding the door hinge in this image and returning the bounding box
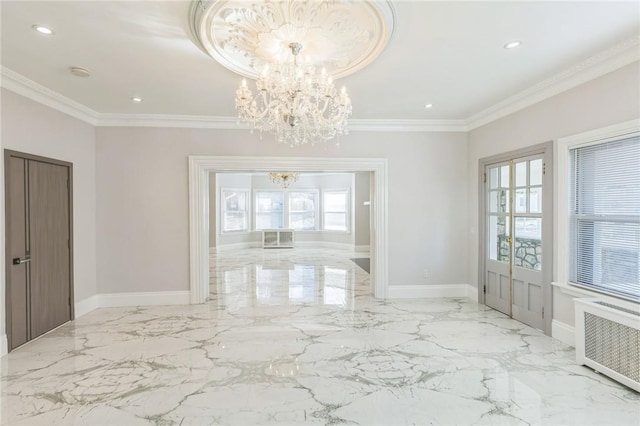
[67,179,70,189]
[483,173,487,183]
[543,162,546,175]
[542,307,544,318]
[483,285,486,294]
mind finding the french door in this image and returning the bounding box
[483,149,551,332]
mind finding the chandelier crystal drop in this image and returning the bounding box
[269,172,300,188]
[235,42,352,147]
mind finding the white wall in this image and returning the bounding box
[467,61,640,329]
[95,127,469,293]
[1,89,98,349]
[354,172,371,248]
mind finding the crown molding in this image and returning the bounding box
[466,36,640,131]
[0,66,98,125]
[348,119,467,132]
[94,114,247,129]
[2,36,639,133]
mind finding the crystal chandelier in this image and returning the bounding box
[235,42,352,147]
[269,172,300,188]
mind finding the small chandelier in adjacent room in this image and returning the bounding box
[269,172,300,188]
[236,42,352,147]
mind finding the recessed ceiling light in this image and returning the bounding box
[131,97,143,103]
[69,67,90,78]
[424,104,433,109]
[32,25,54,35]
[504,40,522,50]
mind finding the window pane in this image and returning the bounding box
[530,159,543,186]
[514,217,542,271]
[325,212,347,231]
[224,212,247,231]
[222,190,248,232]
[515,161,527,187]
[324,192,347,212]
[256,192,283,230]
[289,192,316,230]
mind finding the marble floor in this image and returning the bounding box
[1,247,638,425]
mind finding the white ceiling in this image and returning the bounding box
[1,1,638,123]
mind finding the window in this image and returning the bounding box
[569,135,640,300]
[289,191,317,230]
[221,189,249,232]
[323,190,349,231]
[255,191,284,230]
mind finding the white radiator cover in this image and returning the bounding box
[575,298,640,392]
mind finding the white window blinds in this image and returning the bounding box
[569,135,640,300]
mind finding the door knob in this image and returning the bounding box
[12,257,31,265]
[505,236,512,244]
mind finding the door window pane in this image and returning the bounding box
[500,165,510,188]
[530,187,542,213]
[489,167,499,189]
[515,161,527,187]
[514,217,542,270]
[515,188,527,213]
[255,191,284,230]
[530,159,543,186]
[489,215,510,263]
[489,191,499,213]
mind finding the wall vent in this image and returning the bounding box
[575,298,640,392]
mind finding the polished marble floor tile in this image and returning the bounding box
[1,248,638,425]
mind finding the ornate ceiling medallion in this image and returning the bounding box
[189,0,395,79]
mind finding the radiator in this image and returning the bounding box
[575,298,640,392]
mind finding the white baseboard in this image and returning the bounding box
[72,291,191,318]
[355,245,370,252]
[212,242,260,252]
[386,284,473,299]
[75,295,99,318]
[99,291,191,308]
[0,334,7,357]
[552,319,575,347]
[466,285,479,302]
[295,241,354,250]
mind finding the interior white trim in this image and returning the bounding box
[0,334,7,357]
[386,284,473,299]
[0,66,98,125]
[2,37,637,132]
[466,36,639,130]
[551,319,575,347]
[98,291,191,308]
[75,295,100,318]
[189,156,389,303]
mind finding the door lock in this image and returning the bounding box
[505,236,512,244]
[12,257,31,265]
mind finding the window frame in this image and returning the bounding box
[322,188,351,232]
[556,119,640,302]
[220,188,250,233]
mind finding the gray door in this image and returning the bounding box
[484,154,547,330]
[5,151,73,351]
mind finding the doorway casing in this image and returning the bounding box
[188,156,389,303]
